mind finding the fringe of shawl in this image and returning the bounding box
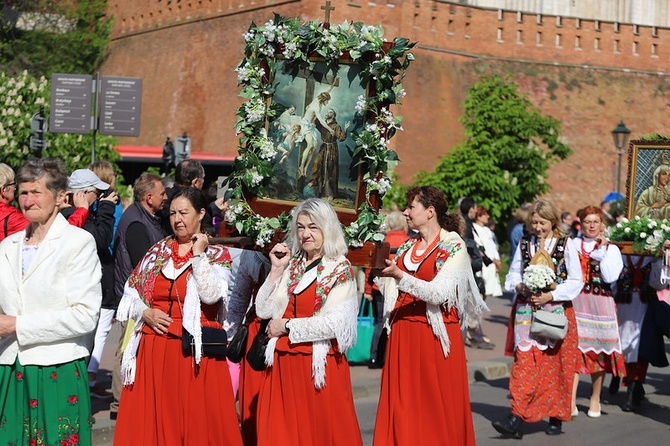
[262,292,358,389]
[376,230,488,358]
[257,255,358,389]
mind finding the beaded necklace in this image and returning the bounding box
[409,233,440,264]
[170,238,193,269]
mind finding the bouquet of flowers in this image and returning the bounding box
[522,264,557,293]
[606,215,670,256]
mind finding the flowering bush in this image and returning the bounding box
[0,71,119,172]
[227,15,415,246]
[606,215,670,256]
[523,264,557,293]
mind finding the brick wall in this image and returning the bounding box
[102,0,670,215]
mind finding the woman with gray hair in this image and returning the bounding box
[255,197,362,445]
[0,158,102,445]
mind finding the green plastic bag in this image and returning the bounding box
[346,299,375,364]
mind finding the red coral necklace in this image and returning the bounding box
[171,238,193,269]
[410,234,440,264]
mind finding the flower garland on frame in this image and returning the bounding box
[225,14,415,247]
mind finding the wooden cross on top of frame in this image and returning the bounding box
[321,0,335,27]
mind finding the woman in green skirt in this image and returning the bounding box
[0,158,102,445]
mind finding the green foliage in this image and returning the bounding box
[381,171,408,210]
[0,70,119,172]
[639,134,670,141]
[0,0,112,77]
[417,74,571,224]
[229,15,415,246]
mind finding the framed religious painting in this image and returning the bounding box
[223,14,415,254]
[256,57,366,221]
[626,139,670,219]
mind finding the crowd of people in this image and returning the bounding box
[492,198,670,439]
[2,154,669,445]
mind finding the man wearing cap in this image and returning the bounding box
[61,169,119,368]
[62,169,119,249]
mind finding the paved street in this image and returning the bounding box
[91,294,670,445]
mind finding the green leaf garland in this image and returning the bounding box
[225,15,415,247]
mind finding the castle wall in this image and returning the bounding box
[102,0,670,215]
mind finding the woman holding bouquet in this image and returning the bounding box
[569,206,624,418]
[493,199,584,439]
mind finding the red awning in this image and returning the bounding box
[115,145,235,165]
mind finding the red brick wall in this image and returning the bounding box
[101,0,670,215]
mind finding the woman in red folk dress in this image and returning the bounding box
[373,186,486,446]
[569,206,625,418]
[493,199,584,438]
[255,198,362,446]
[114,187,242,445]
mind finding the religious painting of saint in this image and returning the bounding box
[262,58,366,214]
[627,141,670,219]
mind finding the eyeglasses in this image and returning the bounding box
[2,182,16,189]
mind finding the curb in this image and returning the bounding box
[467,357,513,383]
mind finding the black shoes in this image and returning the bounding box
[632,380,645,406]
[624,380,645,412]
[623,384,634,412]
[492,414,523,439]
[609,376,620,395]
[545,417,562,435]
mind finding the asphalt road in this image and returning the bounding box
[91,295,670,445]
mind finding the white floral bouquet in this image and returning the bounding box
[522,264,557,293]
[606,215,670,256]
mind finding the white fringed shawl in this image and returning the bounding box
[377,229,487,357]
[255,255,358,389]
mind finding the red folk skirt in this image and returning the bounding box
[113,272,242,446]
[255,280,362,446]
[239,316,266,445]
[373,297,475,446]
[506,302,581,423]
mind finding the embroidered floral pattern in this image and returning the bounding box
[127,237,232,307]
[285,255,355,312]
[395,236,461,272]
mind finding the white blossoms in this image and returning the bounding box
[522,265,556,293]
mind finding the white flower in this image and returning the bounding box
[624,227,631,233]
[522,264,556,293]
[621,217,629,223]
[634,215,641,221]
[640,232,647,239]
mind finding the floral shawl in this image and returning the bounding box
[256,254,358,389]
[116,237,232,384]
[377,229,487,357]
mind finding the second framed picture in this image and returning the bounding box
[627,140,670,219]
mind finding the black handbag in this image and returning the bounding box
[226,324,249,363]
[182,325,228,358]
[246,319,270,371]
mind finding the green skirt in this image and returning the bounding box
[0,357,93,446]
